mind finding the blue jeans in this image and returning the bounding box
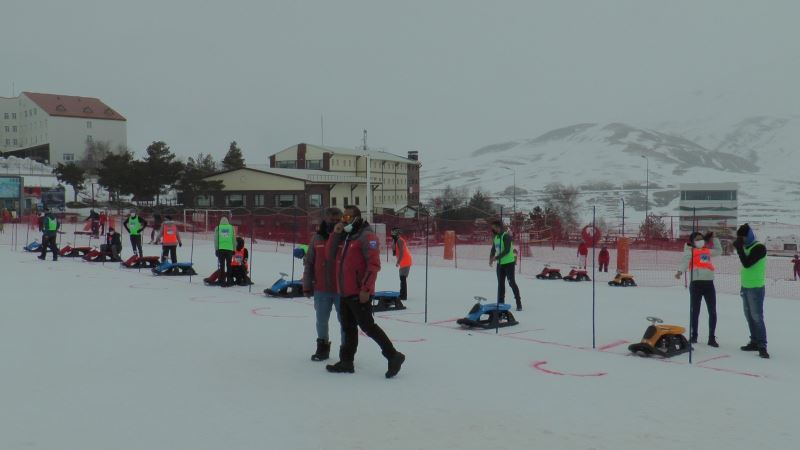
[314,292,342,342]
[741,287,767,348]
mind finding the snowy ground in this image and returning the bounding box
[1,230,798,450]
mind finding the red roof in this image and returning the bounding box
[23,92,126,121]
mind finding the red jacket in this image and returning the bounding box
[327,223,381,297]
[598,248,610,264]
[578,243,588,256]
[303,231,337,294]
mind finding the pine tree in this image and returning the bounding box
[52,163,86,202]
[143,141,181,205]
[222,141,246,170]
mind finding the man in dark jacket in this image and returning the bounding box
[325,206,405,378]
[38,209,60,261]
[101,227,123,261]
[733,223,769,359]
[598,246,610,272]
[303,207,343,362]
[490,220,522,311]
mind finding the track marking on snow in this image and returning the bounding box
[531,360,607,377]
[597,340,629,351]
[694,355,730,365]
[250,307,308,318]
[499,328,545,336]
[189,296,239,304]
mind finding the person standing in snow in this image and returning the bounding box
[38,208,60,261]
[791,254,800,281]
[214,217,236,287]
[159,216,182,264]
[123,210,147,257]
[598,246,610,272]
[577,241,589,269]
[303,207,344,362]
[391,228,412,300]
[325,206,405,378]
[490,220,523,311]
[675,231,721,347]
[733,223,769,359]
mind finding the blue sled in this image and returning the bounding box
[152,261,197,276]
[372,291,406,312]
[457,297,518,329]
[264,272,304,297]
[24,241,42,252]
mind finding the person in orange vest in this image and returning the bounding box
[391,228,412,300]
[159,215,183,263]
[675,231,721,346]
[230,237,251,286]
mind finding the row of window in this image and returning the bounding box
[680,190,737,201]
[3,113,17,120]
[4,139,18,146]
[197,194,324,208]
[23,109,38,118]
[275,160,324,170]
[3,126,17,132]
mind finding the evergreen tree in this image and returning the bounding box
[221,141,246,170]
[52,163,86,202]
[175,154,224,207]
[97,151,136,211]
[143,141,182,205]
[79,139,112,174]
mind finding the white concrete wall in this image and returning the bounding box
[47,116,126,164]
[0,97,21,150]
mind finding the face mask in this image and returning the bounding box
[694,239,705,248]
[344,222,354,233]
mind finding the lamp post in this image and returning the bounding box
[640,155,649,220]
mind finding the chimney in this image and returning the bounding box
[407,150,419,161]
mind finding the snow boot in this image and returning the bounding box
[741,342,759,351]
[689,336,698,344]
[326,360,354,373]
[385,352,406,379]
[759,348,770,359]
[707,336,719,348]
[311,339,331,362]
[515,299,523,312]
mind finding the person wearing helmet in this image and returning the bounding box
[391,228,412,300]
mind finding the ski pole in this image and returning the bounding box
[424,214,429,324]
[249,212,255,294]
[592,206,596,349]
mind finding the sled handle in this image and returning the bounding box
[474,296,487,302]
[646,316,663,324]
[279,272,289,278]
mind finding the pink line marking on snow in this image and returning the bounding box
[598,340,630,351]
[531,360,607,377]
[250,307,308,318]
[500,328,545,336]
[694,355,731,365]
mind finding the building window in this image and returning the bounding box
[355,196,360,206]
[276,194,297,208]
[12,126,17,132]
[225,194,246,207]
[343,197,349,206]
[254,194,265,207]
[306,160,322,170]
[63,153,75,162]
[276,160,297,169]
[87,135,93,142]
[87,121,92,129]
[3,126,8,132]
[196,195,213,207]
[13,139,18,146]
[4,139,9,146]
[3,113,7,119]
[33,109,37,115]
[309,194,322,208]
[680,190,737,201]
[11,113,16,119]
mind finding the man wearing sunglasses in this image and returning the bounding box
[325,206,406,378]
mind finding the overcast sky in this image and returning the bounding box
[3,0,798,164]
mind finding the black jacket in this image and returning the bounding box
[106,231,122,248]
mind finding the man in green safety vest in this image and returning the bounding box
[733,223,769,359]
[123,210,148,257]
[214,216,237,287]
[489,219,523,311]
[37,208,60,261]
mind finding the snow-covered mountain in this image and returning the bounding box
[422,116,800,225]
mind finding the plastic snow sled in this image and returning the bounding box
[152,261,197,276]
[371,291,406,312]
[121,255,160,269]
[608,272,636,287]
[204,269,253,286]
[264,272,304,297]
[59,245,93,257]
[536,265,562,280]
[628,316,690,358]
[24,241,42,252]
[457,296,518,329]
[563,267,591,282]
[81,250,120,262]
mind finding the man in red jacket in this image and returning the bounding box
[325,206,405,378]
[303,207,344,362]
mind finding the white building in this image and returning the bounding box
[679,182,738,236]
[0,92,126,165]
[268,143,421,214]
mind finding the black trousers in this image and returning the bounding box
[161,245,177,263]
[130,235,143,256]
[217,250,234,284]
[496,262,521,304]
[689,280,718,339]
[599,262,609,272]
[40,235,59,260]
[339,296,397,362]
[230,266,250,285]
[101,244,121,261]
[400,276,408,300]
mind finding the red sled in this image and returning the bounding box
[59,245,94,257]
[121,255,161,269]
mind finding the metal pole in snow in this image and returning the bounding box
[249,212,255,294]
[189,216,196,284]
[424,214,429,324]
[592,206,597,349]
[689,207,696,364]
[291,209,297,282]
